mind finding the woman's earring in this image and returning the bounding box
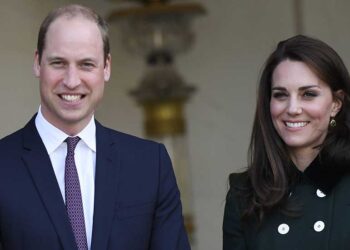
[330,118,337,127]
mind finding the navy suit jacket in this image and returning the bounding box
[0,116,190,250]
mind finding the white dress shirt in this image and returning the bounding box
[35,107,96,250]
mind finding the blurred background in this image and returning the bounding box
[1,0,350,249]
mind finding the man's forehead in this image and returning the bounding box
[45,15,101,43]
[42,16,104,57]
[48,14,97,30]
[45,15,103,44]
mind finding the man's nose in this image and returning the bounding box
[63,66,81,89]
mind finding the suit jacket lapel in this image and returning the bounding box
[91,121,119,250]
[21,116,77,250]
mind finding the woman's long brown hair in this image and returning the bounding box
[242,35,350,221]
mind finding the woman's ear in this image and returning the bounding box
[331,90,345,117]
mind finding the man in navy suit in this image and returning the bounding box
[0,4,190,250]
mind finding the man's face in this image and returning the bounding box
[34,16,111,135]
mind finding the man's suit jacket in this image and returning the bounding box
[0,116,190,250]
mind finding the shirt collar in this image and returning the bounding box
[35,106,96,154]
[78,116,96,152]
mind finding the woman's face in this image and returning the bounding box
[270,59,341,156]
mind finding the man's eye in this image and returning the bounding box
[81,62,95,69]
[51,61,64,66]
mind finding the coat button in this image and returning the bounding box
[278,223,290,234]
[316,189,326,198]
[314,221,325,232]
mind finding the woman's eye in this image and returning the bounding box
[303,91,318,98]
[272,92,287,98]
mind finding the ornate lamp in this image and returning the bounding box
[108,0,205,246]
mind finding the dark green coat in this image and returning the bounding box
[223,158,350,250]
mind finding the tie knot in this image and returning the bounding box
[66,137,80,153]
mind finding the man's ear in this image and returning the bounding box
[104,54,111,82]
[331,89,345,117]
[33,50,41,78]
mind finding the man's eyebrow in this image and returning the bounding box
[79,58,97,62]
[46,56,65,61]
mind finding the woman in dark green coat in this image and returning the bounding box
[223,35,350,250]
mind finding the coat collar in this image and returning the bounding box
[21,115,78,249]
[90,120,120,250]
[303,153,349,194]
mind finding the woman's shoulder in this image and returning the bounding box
[224,172,252,248]
[228,171,250,191]
[226,171,251,210]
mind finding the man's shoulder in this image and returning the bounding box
[0,115,37,147]
[0,127,27,157]
[97,123,161,149]
[0,127,25,146]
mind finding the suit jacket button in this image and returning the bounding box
[278,223,289,234]
[314,221,325,232]
[316,189,326,198]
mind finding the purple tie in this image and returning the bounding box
[65,137,88,250]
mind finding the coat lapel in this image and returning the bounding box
[21,117,77,250]
[91,122,120,250]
